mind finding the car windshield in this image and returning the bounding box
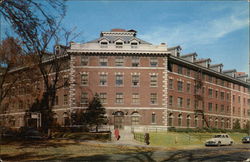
[214,135,222,138]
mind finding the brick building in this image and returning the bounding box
[1,29,249,131]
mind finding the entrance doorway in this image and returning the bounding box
[114,111,124,129]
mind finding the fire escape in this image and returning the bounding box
[194,69,209,127]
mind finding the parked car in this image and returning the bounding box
[242,136,250,143]
[205,134,234,146]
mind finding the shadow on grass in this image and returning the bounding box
[0,152,55,161]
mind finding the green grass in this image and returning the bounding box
[134,132,247,147]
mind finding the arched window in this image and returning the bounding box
[221,118,225,129]
[194,116,198,127]
[226,119,230,129]
[208,117,212,127]
[187,115,191,128]
[178,114,182,127]
[215,118,218,128]
[131,111,140,125]
[151,112,156,124]
[168,113,173,127]
[63,112,70,126]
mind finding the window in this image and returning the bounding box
[19,101,23,109]
[169,96,173,106]
[187,115,191,128]
[99,93,107,104]
[221,119,225,129]
[132,75,139,87]
[186,69,191,76]
[177,97,183,108]
[208,88,213,98]
[99,56,108,66]
[81,74,88,86]
[186,83,191,93]
[132,93,140,104]
[187,98,191,108]
[116,93,124,104]
[63,77,69,88]
[81,93,88,105]
[100,41,108,48]
[215,118,218,128]
[55,96,59,105]
[177,81,183,92]
[151,113,156,124]
[194,116,198,127]
[221,80,224,86]
[116,74,123,86]
[227,106,230,113]
[115,42,123,48]
[208,75,212,82]
[208,103,213,112]
[150,93,157,105]
[150,74,158,87]
[220,92,225,100]
[131,42,138,48]
[215,104,218,112]
[177,65,183,74]
[178,114,182,127]
[168,113,173,126]
[233,107,235,114]
[226,93,230,101]
[131,56,139,67]
[194,100,198,110]
[238,96,241,103]
[221,105,225,112]
[202,101,205,110]
[215,90,218,98]
[99,74,107,86]
[81,56,88,66]
[169,79,173,89]
[150,57,158,67]
[115,56,124,66]
[63,94,68,105]
[233,95,235,102]
[131,112,139,125]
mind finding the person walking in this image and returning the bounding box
[114,128,120,140]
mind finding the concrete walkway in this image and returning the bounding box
[110,130,144,146]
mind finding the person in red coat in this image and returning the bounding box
[114,128,120,140]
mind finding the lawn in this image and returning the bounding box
[0,139,154,161]
[135,132,247,147]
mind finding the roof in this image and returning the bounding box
[167,45,182,51]
[223,69,237,73]
[180,52,197,58]
[194,58,211,63]
[87,35,151,45]
[209,63,223,68]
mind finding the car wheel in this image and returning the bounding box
[217,141,221,146]
[229,141,233,146]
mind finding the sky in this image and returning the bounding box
[1,1,249,75]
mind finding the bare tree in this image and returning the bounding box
[0,37,23,107]
[0,0,79,131]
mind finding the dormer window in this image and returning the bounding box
[131,42,138,49]
[115,42,123,48]
[55,46,60,55]
[100,41,108,48]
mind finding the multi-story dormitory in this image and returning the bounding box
[0,29,249,131]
